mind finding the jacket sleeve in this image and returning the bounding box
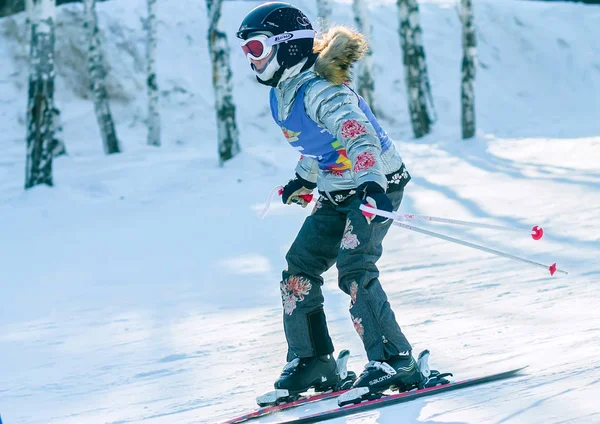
[295,155,319,184]
[304,79,388,191]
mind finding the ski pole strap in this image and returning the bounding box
[359,205,567,276]
[259,185,284,219]
[259,185,315,219]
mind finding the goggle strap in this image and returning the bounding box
[266,29,316,47]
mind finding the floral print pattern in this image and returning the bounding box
[281,276,312,315]
[353,152,376,173]
[351,314,364,340]
[349,281,359,309]
[334,194,347,203]
[311,199,322,215]
[390,173,404,185]
[341,119,367,140]
[341,219,360,250]
[332,190,356,204]
[389,165,410,186]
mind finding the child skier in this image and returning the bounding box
[237,2,422,404]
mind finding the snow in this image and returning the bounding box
[0,0,599,423]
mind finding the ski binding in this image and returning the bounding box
[256,349,356,407]
[338,349,451,406]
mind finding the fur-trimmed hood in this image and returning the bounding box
[313,26,369,85]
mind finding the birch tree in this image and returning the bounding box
[50,107,67,156]
[25,0,33,41]
[25,0,56,189]
[206,0,240,165]
[146,0,160,146]
[316,0,332,33]
[83,0,120,154]
[397,0,435,138]
[460,0,476,139]
[352,0,376,115]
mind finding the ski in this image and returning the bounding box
[221,349,356,424]
[220,388,351,424]
[278,366,528,424]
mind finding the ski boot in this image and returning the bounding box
[256,349,356,407]
[338,350,426,406]
[416,350,453,389]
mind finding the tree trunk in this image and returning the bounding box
[83,0,120,154]
[397,0,434,138]
[352,0,377,116]
[206,0,240,165]
[316,0,332,33]
[26,0,67,159]
[50,106,68,156]
[2,0,110,19]
[146,0,160,146]
[25,0,56,189]
[461,0,476,139]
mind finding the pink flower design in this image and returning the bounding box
[311,199,322,215]
[280,276,312,315]
[353,152,376,173]
[340,220,360,250]
[329,169,345,177]
[341,120,367,140]
[283,296,297,315]
[349,281,359,309]
[351,315,364,340]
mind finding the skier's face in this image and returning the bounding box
[241,32,277,73]
[249,49,276,72]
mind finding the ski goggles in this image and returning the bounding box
[240,29,316,61]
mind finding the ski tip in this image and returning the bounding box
[510,365,530,375]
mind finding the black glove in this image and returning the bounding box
[282,174,317,207]
[358,181,393,224]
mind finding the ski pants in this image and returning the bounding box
[281,187,412,362]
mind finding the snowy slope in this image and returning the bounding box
[0,0,599,423]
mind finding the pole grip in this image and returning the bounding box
[277,188,313,203]
[300,194,314,203]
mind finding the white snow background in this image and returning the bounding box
[0,0,599,423]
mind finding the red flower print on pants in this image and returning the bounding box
[341,120,367,140]
[349,281,359,309]
[353,152,376,173]
[341,219,360,250]
[351,314,364,340]
[311,199,322,215]
[281,276,312,315]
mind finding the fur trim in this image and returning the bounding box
[313,26,368,85]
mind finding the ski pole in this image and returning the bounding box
[259,188,543,239]
[258,185,314,219]
[360,205,567,276]
[397,213,544,240]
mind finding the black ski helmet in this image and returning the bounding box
[237,2,315,87]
